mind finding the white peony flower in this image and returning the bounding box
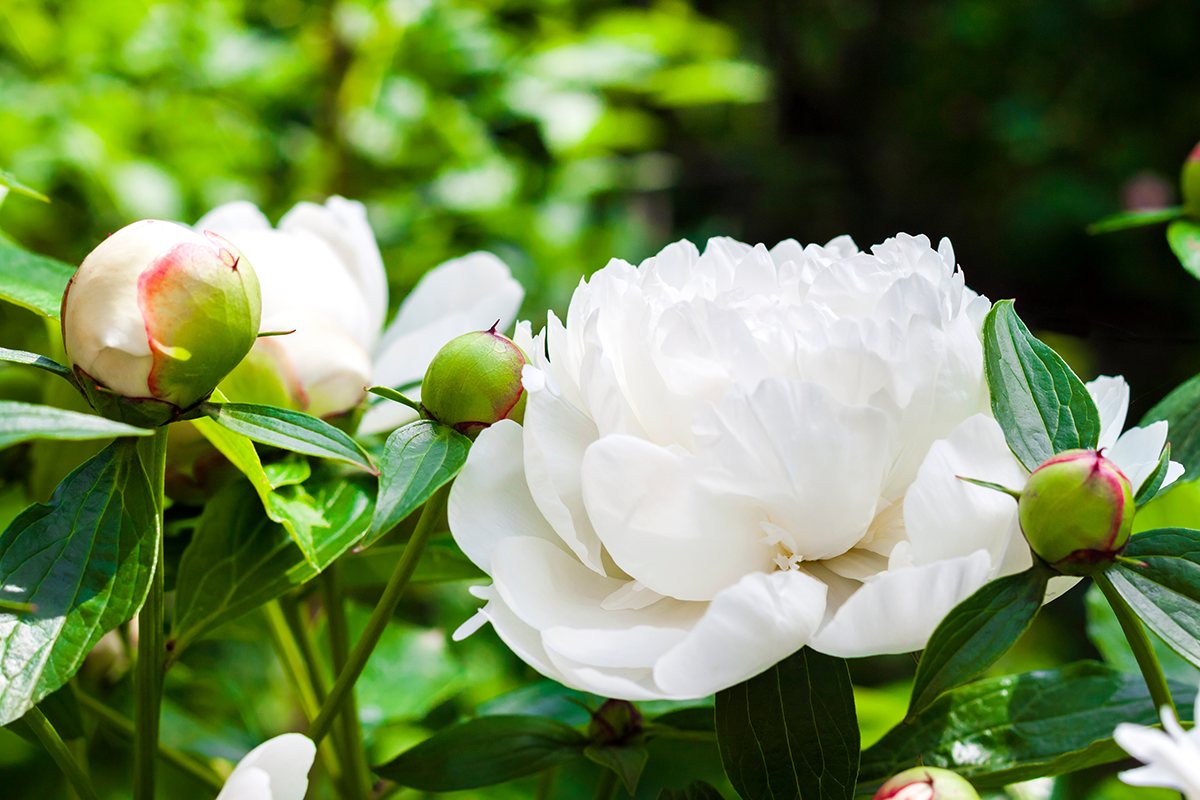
[447,233,1183,700]
[216,733,315,800]
[195,198,524,428]
[1114,694,1200,800]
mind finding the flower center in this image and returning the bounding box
[760,520,804,571]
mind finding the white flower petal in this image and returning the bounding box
[1089,375,1130,451]
[653,569,828,698]
[217,734,315,800]
[447,420,566,574]
[809,550,992,658]
[1108,421,1169,493]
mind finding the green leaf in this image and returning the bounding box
[982,299,1101,470]
[0,401,152,450]
[585,743,650,795]
[715,648,858,800]
[372,715,588,791]
[0,439,157,725]
[0,348,77,386]
[168,476,372,662]
[908,563,1051,715]
[191,415,331,565]
[1107,528,1200,670]
[0,238,76,319]
[1135,443,1173,507]
[659,782,727,800]
[367,420,471,545]
[0,171,49,203]
[1086,206,1183,234]
[339,541,484,587]
[200,401,375,473]
[4,686,85,746]
[1167,219,1200,279]
[858,662,1197,790]
[1140,372,1200,480]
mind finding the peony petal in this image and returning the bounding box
[808,550,992,658]
[216,768,272,800]
[268,317,372,418]
[521,368,606,574]
[653,569,828,698]
[1107,421,1169,493]
[279,197,388,343]
[447,420,566,574]
[195,200,273,239]
[459,585,569,685]
[1089,375,1130,451]
[904,414,1027,567]
[217,733,315,800]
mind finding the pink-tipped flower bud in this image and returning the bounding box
[419,326,527,438]
[874,768,980,800]
[62,220,262,427]
[1018,448,1134,576]
[1182,141,1200,215]
[588,699,643,746]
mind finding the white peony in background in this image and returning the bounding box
[448,233,1183,700]
[1114,690,1200,800]
[195,197,524,431]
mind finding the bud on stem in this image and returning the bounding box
[419,325,527,437]
[874,767,980,800]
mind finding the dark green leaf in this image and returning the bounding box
[982,299,1101,470]
[4,686,85,746]
[859,662,1197,790]
[475,679,599,726]
[1084,583,1198,685]
[372,715,588,790]
[168,476,372,662]
[1135,444,1173,507]
[1108,528,1200,670]
[659,782,727,800]
[201,401,375,472]
[715,648,858,800]
[908,563,1051,715]
[0,170,49,203]
[0,348,77,386]
[1167,219,1200,279]
[0,439,157,725]
[652,707,715,733]
[339,541,484,587]
[0,401,151,450]
[585,744,650,795]
[1086,206,1183,234]
[367,420,471,544]
[1140,372,1200,480]
[0,238,75,319]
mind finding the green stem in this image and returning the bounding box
[134,428,169,800]
[323,564,371,800]
[75,691,225,791]
[24,706,99,800]
[1095,572,1177,716]
[535,768,557,800]
[0,599,37,614]
[593,768,619,800]
[281,593,328,702]
[308,483,450,744]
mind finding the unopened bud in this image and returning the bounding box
[62,220,262,427]
[1018,449,1134,576]
[420,326,527,437]
[1182,141,1200,215]
[874,767,980,800]
[588,699,642,746]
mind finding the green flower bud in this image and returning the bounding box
[420,326,527,437]
[1182,141,1200,215]
[1018,449,1134,576]
[62,219,262,427]
[588,699,643,746]
[874,768,979,800]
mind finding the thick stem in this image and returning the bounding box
[308,483,450,744]
[593,768,620,800]
[323,564,371,800]
[75,691,225,791]
[24,706,99,800]
[134,428,169,800]
[1095,572,1177,717]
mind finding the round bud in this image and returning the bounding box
[62,220,262,427]
[874,768,980,800]
[420,326,527,437]
[588,699,643,746]
[1182,141,1200,215]
[1018,449,1134,576]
